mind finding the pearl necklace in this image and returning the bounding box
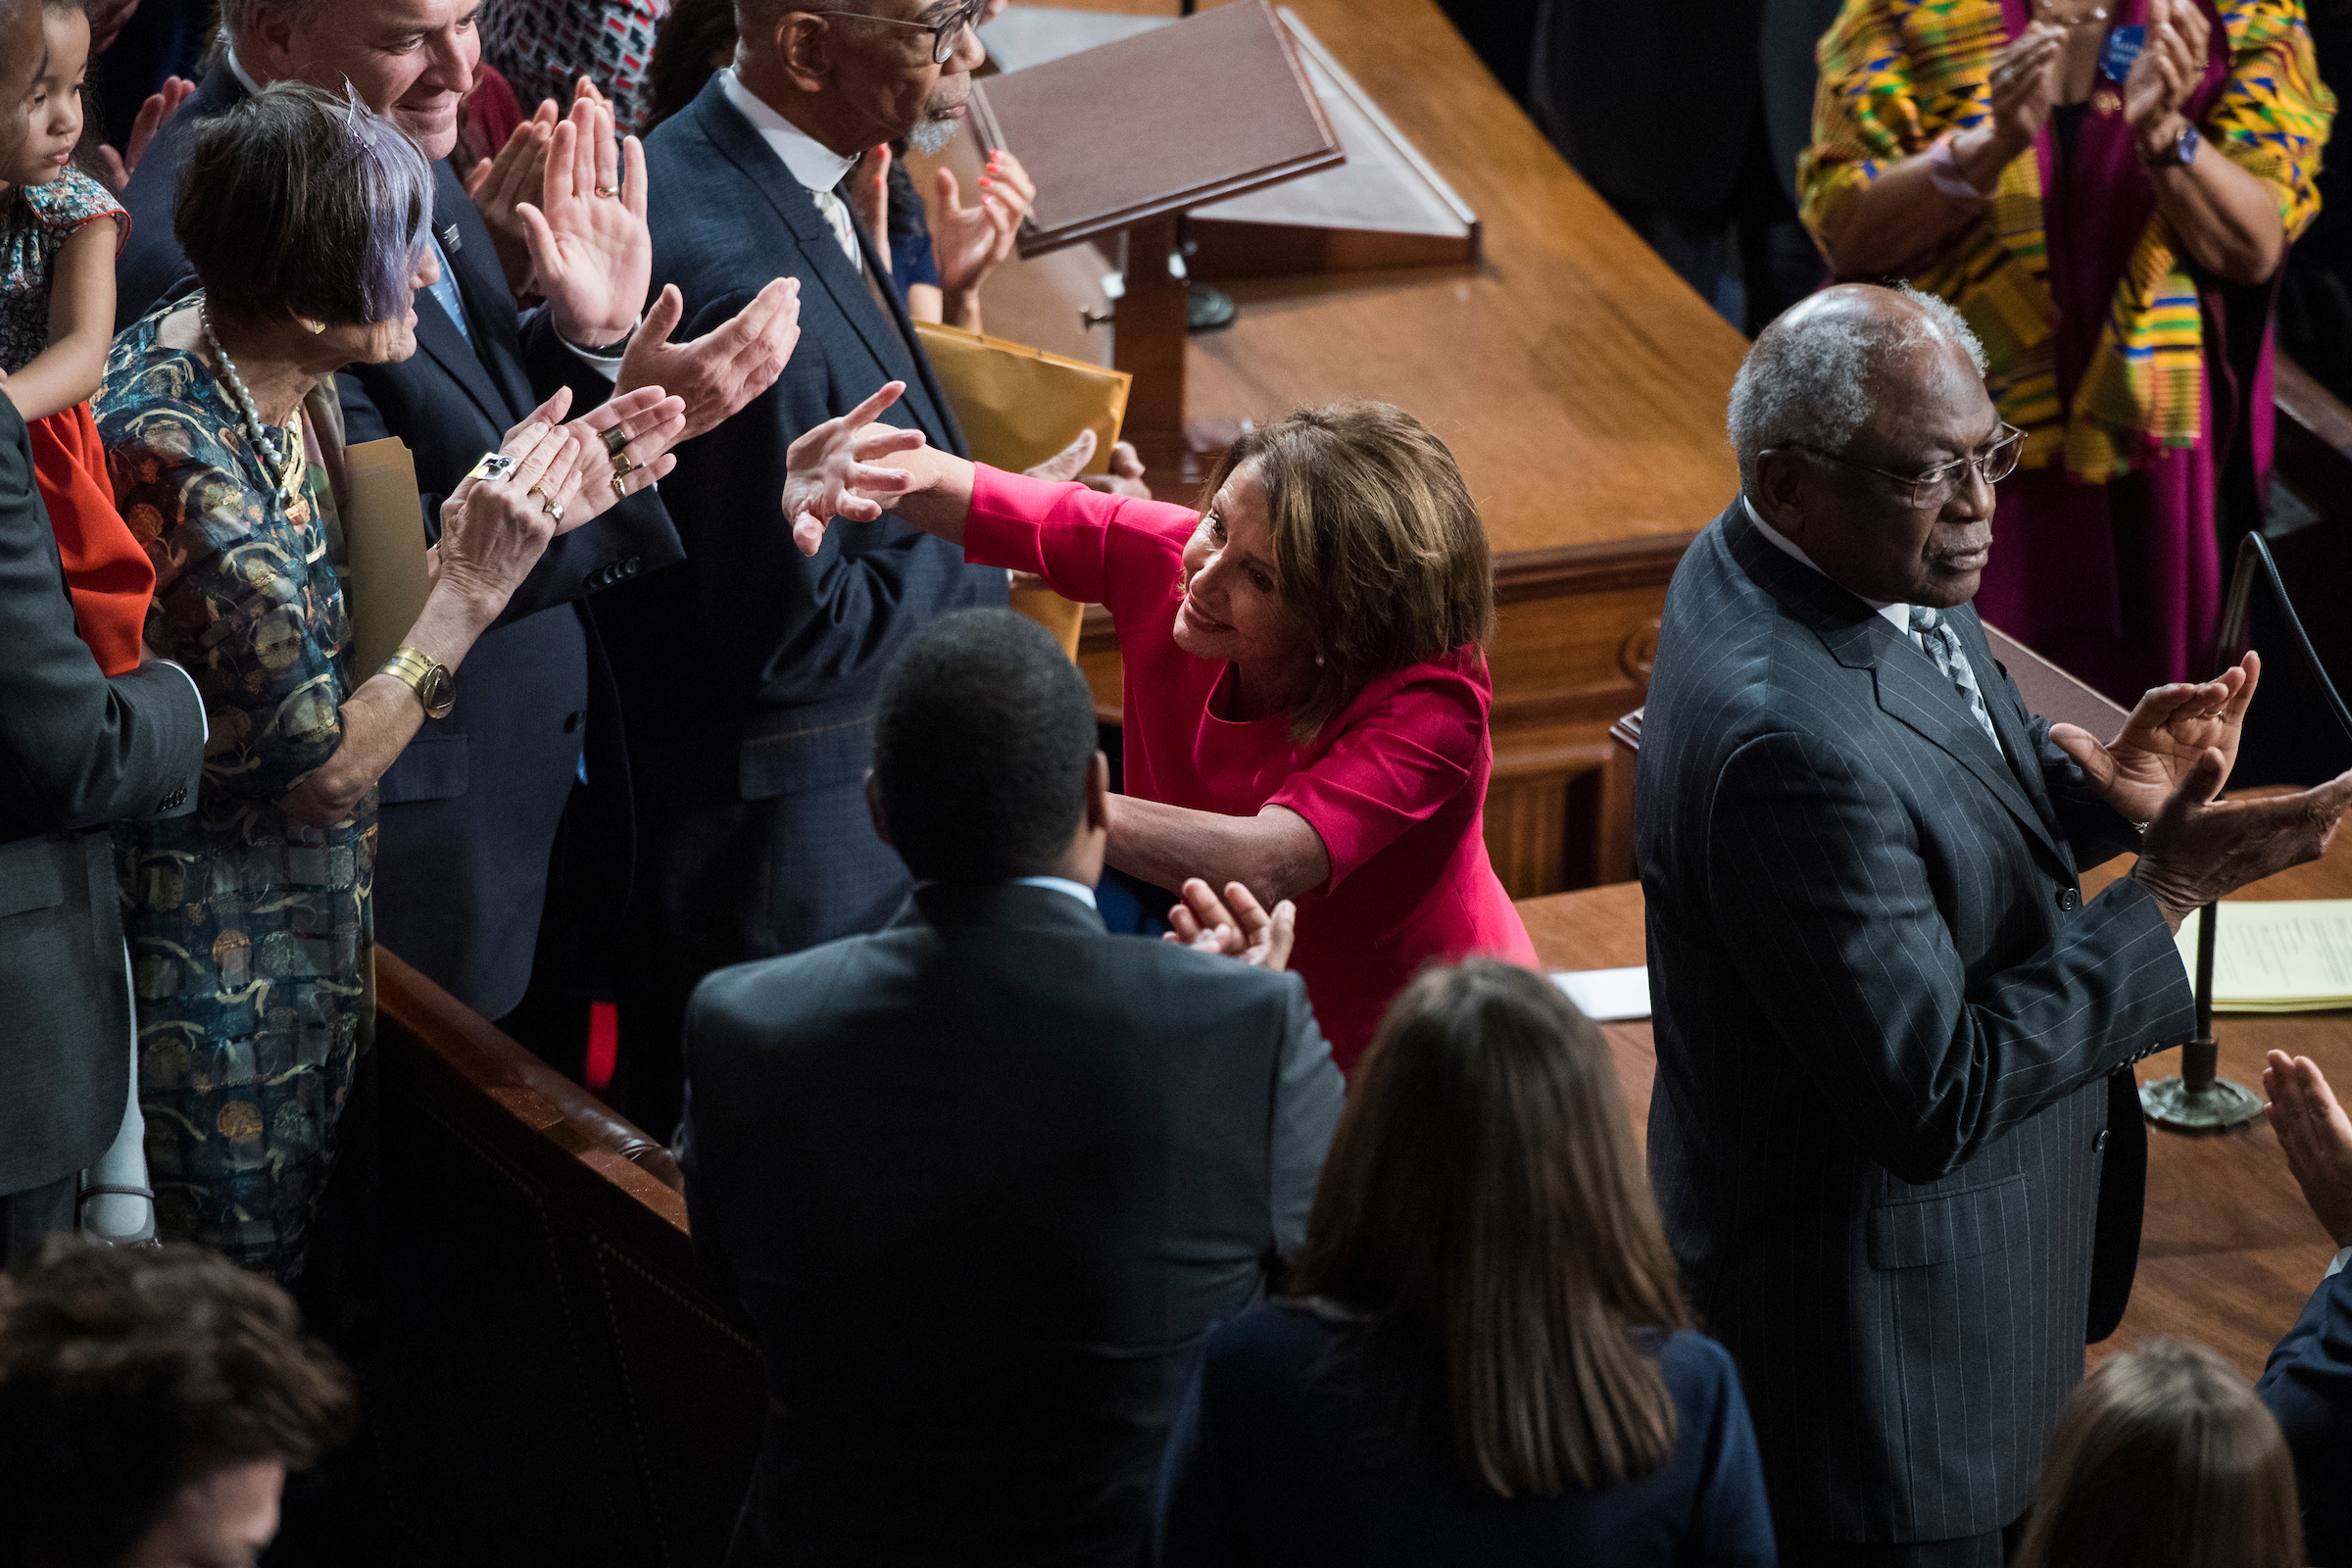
[199,300,304,498]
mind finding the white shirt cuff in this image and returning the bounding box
[2325,1245,2351,1282]
[159,659,208,744]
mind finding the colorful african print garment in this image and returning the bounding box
[482,0,672,134]
[95,299,371,1286]
[1801,0,2333,480]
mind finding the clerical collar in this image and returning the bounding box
[1740,494,1913,635]
[913,876,1100,911]
[224,45,264,97]
[720,67,860,194]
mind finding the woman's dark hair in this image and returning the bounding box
[0,1242,356,1568]
[1197,401,1494,745]
[645,0,739,132]
[175,81,432,328]
[2011,1338,2302,1568]
[1289,959,1690,1497]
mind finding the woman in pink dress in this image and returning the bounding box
[788,387,1539,1070]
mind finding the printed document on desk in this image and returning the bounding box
[2178,901,2352,1012]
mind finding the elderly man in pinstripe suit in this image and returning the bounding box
[1637,283,2352,1567]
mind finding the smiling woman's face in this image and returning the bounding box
[1174,462,1311,676]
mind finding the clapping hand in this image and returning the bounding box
[466,108,558,299]
[850,144,895,270]
[519,94,652,348]
[1163,877,1298,973]
[1985,22,2064,156]
[616,278,802,442]
[2052,651,2260,825]
[2266,1052,2352,1248]
[2126,0,2210,159]
[2131,749,2352,931]
[548,383,687,524]
[96,74,193,193]
[934,149,1035,304]
[780,380,925,556]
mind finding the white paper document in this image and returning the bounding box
[1551,966,1651,1022]
[2177,900,2352,1013]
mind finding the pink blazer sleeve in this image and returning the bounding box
[1268,670,1481,892]
[963,465,1197,613]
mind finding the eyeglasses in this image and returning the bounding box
[1786,423,2027,510]
[811,0,986,64]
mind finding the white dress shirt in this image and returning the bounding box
[1009,875,1099,910]
[718,68,860,205]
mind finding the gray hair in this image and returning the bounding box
[220,0,330,46]
[1726,284,1987,494]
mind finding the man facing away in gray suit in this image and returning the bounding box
[0,0,204,1261]
[678,608,1344,1567]
[1637,282,2352,1566]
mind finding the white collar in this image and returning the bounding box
[1740,494,1913,635]
[1008,875,1100,910]
[719,66,860,194]
[224,44,265,98]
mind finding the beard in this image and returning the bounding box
[906,115,957,155]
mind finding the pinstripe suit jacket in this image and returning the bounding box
[1635,504,2198,1544]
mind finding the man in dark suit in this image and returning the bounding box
[1637,283,2352,1564]
[2260,1050,2352,1567]
[0,17,205,1251]
[609,0,1007,1135]
[116,0,800,1039]
[680,608,1342,1566]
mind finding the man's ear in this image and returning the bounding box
[863,769,893,847]
[776,11,837,91]
[1084,751,1110,835]
[1749,449,1811,542]
[243,0,301,74]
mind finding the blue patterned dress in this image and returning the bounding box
[95,299,371,1285]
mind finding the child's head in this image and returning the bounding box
[3,0,87,190]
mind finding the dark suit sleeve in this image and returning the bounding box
[1704,728,2195,1184]
[1145,1343,1239,1568]
[2260,1264,2352,1566]
[0,416,204,830]
[334,365,683,630]
[2031,715,2146,866]
[1266,974,1341,1259]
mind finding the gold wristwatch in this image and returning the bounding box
[380,645,455,720]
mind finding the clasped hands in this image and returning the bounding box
[2049,652,2352,931]
[1970,0,2209,186]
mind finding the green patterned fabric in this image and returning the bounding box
[95,298,371,1286]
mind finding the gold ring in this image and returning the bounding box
[602,425,631,457]
[527,484,564,524]
[612,477,627,504]
[595,183,620,199]
[611,452,642,480]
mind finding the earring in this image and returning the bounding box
[300,318,325,335]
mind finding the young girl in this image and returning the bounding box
[1,0,151,678]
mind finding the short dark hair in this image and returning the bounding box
[0,1243,356,1568]
[175,81,432,329]
[1291,959,1691,1497]
[873,608,1099,883]
[648,0,739,130]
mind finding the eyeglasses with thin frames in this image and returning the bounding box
[806,0,986,64]
[1783,422,2028,510]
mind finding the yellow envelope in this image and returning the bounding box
[914,320,1130,659]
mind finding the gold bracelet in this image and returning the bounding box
[379,644,455,720]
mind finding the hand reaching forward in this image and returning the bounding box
[2052,652,2259,826]
[780,381,924,556]
[935,151,1035,306]
[1163,877,1298,973]
[520,95,652,347]
[2130,750,2352,931]
[2266,1051,2352,1248]
[616,279,801,442]
[97,74,193,192]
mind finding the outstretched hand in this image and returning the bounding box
[2131,751,2352,931]
[1163,877,1297,972]
[2266,1051,2352,1248]
[780,381,924,556]
[617,278,801,441]
[2052,652,2259,826]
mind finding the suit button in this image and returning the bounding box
[2094,1130,2109,1154]
[2057,886,2081,912]
[624,556,640,575]
[563,711,583,734]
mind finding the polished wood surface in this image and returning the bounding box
[1520,821,2352,1383]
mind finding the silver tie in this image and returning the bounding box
[1908,606,2000,748]
[808,185,862,269]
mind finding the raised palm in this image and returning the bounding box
[519,96,650,346]
[2050,652,2259,823]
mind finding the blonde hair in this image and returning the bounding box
[1200,403,1494,744]
[2012,1339,2302,1568]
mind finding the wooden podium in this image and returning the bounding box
[971,0,1344,481]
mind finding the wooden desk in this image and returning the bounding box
[1520,827,2352,1383]
[974,0,1749,896]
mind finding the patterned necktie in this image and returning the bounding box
[808,185,862,269]
[1908,606,2000,748]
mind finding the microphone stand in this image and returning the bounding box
[2138,898,2262,1131]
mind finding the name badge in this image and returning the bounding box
[2100,24,2145,82]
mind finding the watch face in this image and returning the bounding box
[418,665,455,718]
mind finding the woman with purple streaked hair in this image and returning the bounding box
[91,83,689,1283]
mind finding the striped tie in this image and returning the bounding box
[808,186,862,269]
[1908,606,2000,748]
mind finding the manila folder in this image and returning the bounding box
[341,436,431,678]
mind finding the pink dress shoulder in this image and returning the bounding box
[963,466,1537,1066]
